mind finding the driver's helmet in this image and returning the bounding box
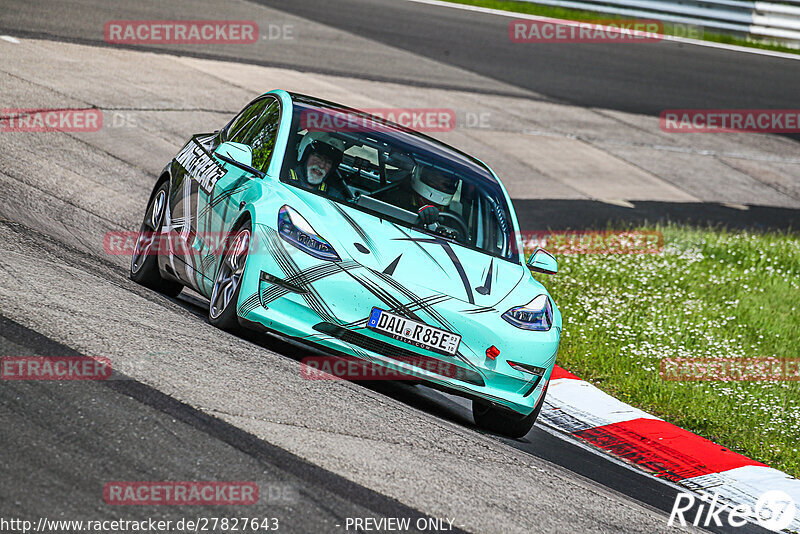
[411,164,458,207]
[297,132,345,171]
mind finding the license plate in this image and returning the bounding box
[367,308,461,356]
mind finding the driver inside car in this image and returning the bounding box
[382,164,459,232]
[288,132,349,200]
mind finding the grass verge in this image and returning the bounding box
[440,0,800,55]
[543,224,800,477]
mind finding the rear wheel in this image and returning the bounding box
[130,182,182,297]
[209,221,251,332]
[472,383,548,439]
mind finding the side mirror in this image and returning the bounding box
[527,247,558,275]
[214,142,264,178]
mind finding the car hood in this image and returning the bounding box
[290,195,526,308]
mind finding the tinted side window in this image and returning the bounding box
[226,99,269,144]
[247,102,281,172]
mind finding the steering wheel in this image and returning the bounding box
[437,211,469,242]
[331,169,356,201]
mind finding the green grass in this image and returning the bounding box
[443,0,800,55]
[540,224,800,477]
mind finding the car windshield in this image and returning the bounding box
[281,97,518,262]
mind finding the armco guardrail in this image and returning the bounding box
[520,0,800,46]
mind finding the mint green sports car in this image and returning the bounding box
[130,90,561,438]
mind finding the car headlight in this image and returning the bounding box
[278,205,341,261]
[502,294,552,331]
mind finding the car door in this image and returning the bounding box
[196,97,282,295]
[164,97,275,291]
[163,131,227,290]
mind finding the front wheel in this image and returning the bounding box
[472,383,548,439]
[208,221,251,332]
[130,182,182,297]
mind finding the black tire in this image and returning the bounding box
[472,383,548,439]
[208,220,252,332]
[130,182,182,297]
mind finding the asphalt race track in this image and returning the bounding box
[0,0,796,532]
[3,0,799,114]
[254,0,800,115]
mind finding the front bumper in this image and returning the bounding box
[237,224,559,415]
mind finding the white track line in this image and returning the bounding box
[402,0,800,61]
